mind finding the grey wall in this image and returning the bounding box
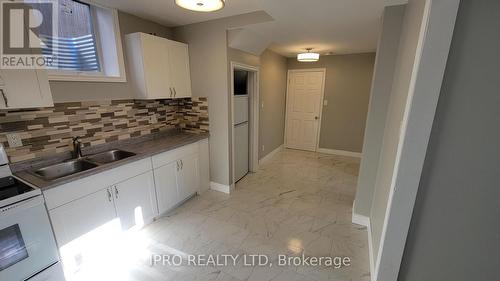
[259,49,287,159]
[354,5,405,218]
[288,53,375,153]
[50,11,172,102]
[173,12,273,186]
[398,1,500,280]
[228,47,261,67]
[174,18,230,186]
[226,48,288,164]
[369,0,427,261]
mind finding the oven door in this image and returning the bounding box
[0,196,59,281]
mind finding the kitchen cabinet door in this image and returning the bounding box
[167,41,192,98]
[153,161,180,215]
[0,69,53,109]
[49,188,116,247]
[113,171,158,231]
[177,153,199,201]
[142,34,172,99]
[126,33,192,100]
[126,33,173,99]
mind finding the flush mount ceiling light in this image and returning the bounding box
[297,48,320,62]
[175,0,225,12]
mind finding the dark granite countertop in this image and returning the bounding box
[13,130,209,191]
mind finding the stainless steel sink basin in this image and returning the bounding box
[33,159,98,181]
[86,150,136,164]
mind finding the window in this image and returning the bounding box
[38,0,126,82]
[41,0,101,72]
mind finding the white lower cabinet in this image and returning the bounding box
[113,171,158,230]
[49,188,116,247]
[154,152,199,215]
[46,140,208,250]
[178,153,199,201]
[49,171,158,247]
[154,161,179,214]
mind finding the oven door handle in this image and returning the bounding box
[0,196,43,217]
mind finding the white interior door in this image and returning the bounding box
[285,70,325,151]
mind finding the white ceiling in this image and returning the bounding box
[93,0,408,57]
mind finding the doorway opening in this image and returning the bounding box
[230,62,260,185]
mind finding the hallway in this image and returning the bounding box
[135,149,370,281]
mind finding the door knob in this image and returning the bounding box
[315,116,319,120]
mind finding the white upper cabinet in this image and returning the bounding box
[167,40,192,98]
[125,32,192,99]
[0,69,53,109]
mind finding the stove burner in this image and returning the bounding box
[0,177,35,201]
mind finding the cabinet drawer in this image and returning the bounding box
[152,142,198,169]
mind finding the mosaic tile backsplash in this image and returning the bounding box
[0,98,209,163]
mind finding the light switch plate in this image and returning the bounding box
[323,100,328,106]
[7,133,23,148]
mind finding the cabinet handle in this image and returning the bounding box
[107,188,112,202]
[169,87,173,98]
[176,160,180,171]
[180,159,183,170]
[173,87,177,97]
[0,89,8,107]
[114,186,119,199]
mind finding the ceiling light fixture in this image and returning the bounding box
[297,48,320,62]
[175,0,225,12]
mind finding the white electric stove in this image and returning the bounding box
[0,145,65,281]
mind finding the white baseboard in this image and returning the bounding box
[317,148,362,158]
[352,212,374,278]
[259,145,284,165]
[209,182,233,194]
[352,213,370,227]
[367,220,375,280]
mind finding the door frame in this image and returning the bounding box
[284,68,327,152]
[373,0,460,280]
[230,62,260,186]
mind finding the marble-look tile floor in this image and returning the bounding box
[68,149,370,281]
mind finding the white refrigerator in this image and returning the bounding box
[234,96,249,182]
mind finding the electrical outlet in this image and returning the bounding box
[7,133,23,148]
[150,115,158,124]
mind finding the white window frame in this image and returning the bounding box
[47,1,126,82]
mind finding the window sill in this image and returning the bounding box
[48,73,127,83]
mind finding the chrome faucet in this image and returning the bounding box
[72,137,83,159]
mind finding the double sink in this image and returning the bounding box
[32,150,136,181]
